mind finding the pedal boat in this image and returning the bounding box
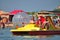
[10,23,60,35]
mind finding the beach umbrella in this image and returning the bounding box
[10,10,24,15]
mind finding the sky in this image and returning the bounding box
[0,0,60,12]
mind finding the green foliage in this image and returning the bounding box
[27,12,36,15]
[54,9,60,11]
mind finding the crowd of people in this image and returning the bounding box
[35,15,60,30]
[0,14,60,30]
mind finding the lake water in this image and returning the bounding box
[0,28,60,40]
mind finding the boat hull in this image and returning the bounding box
[11,31,60,36]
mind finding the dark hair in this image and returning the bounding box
[2,17,8,22]
[0,16,2,21]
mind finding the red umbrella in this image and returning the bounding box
[10,10,24,15]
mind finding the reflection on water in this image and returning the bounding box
[0,28,60,40]
[21,35,54,38]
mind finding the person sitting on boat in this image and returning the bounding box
[36,16,46,29]
[44,18,50,30]
[52,16,58,27]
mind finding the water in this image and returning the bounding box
[0,28,60,40]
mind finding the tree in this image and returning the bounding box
[54,6,60,11]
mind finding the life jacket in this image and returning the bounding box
[36,16,46,26]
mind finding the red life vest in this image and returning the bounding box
[36,16,46,26]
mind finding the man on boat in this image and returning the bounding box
[36,16,46,29]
